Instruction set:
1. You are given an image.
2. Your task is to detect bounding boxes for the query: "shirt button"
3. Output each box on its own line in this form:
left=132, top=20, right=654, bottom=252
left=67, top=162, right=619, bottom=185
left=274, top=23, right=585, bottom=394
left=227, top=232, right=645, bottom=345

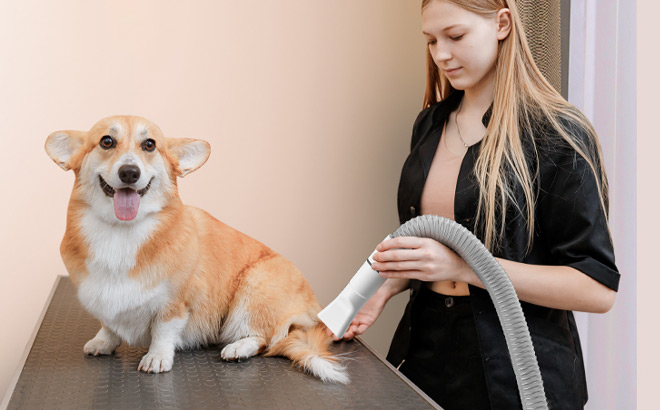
left=410, top=206, right=416, bottom=215
left=445, top=297, right=454, bottom=308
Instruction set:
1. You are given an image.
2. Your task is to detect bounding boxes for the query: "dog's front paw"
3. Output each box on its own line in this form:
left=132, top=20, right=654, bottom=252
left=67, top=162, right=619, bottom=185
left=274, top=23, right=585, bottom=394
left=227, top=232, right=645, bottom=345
left=138, top=350, right=174, bottom=373
left=84, top=337, right=118, bottom=356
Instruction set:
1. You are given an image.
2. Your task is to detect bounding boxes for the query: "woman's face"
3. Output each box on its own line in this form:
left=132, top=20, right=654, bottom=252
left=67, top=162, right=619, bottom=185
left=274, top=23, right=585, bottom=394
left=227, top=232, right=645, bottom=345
left=422, top=0, right=505, bottom=93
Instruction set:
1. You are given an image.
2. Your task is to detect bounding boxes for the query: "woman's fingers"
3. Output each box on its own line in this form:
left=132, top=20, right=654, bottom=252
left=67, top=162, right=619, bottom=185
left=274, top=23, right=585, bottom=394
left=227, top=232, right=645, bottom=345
left=325, top=327, right=342, bottom=341
left=377, top=270, right=421, bottom=280
left=376, top=236, right=426, bottom=252
left=371, top=260, right=425, bottom=272
left=375, top=237, right=447, bottom=261
left=343, top=325, right=358, bottom=340
left=373, top=248, right=421, bottom=263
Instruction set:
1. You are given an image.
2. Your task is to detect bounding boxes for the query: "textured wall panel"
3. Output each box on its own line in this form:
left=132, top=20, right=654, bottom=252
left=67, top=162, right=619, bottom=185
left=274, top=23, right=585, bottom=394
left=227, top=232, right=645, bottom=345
left=518, top=0, right=563, bottom=93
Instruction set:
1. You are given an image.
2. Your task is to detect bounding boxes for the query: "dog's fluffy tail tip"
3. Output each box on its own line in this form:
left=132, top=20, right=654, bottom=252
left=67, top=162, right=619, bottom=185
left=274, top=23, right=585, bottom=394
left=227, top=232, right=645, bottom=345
left=268, top=323, right=350, bottom=383
left=303, top=355, right=350, bottom=384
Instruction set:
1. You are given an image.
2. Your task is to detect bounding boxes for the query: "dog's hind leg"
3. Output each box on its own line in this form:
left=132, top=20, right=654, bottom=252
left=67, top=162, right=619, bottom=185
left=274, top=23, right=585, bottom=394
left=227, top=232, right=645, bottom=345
left=221, top=336, right=266, bottom=362
left=84, top=325, right=122, bottom=356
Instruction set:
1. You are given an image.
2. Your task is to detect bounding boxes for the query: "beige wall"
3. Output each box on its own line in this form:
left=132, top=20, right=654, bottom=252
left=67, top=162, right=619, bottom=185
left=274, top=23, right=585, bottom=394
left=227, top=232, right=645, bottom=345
left=0, top=0, right=425, bottom=398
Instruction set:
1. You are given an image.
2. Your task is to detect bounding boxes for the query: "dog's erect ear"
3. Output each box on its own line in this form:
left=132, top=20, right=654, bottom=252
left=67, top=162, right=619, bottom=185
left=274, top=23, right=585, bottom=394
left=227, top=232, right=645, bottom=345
left=168, top=138, right=211, bottom=177
left=45, top=130, right=87, bottom=171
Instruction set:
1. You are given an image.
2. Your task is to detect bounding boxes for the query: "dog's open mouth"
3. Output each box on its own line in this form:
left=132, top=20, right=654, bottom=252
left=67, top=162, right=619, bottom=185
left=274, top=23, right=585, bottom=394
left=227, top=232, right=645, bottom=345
left=99, top=176, right=154, bottom=221
left=99, top=176, right=152, bottom=197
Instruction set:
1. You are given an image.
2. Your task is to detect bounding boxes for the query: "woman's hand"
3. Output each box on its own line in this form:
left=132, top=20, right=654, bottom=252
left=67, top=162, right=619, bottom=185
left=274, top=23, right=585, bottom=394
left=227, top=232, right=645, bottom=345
left=370, top=236, right=473, bottom=283
left=336, top=291, right=388, bottom=341
left=329, top=277, right=410, bottom=341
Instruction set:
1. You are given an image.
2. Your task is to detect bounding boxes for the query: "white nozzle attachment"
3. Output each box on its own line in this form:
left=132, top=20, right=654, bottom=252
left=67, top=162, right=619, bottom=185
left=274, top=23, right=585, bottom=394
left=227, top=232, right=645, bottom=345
left=318, top=236, right=391, bottom=338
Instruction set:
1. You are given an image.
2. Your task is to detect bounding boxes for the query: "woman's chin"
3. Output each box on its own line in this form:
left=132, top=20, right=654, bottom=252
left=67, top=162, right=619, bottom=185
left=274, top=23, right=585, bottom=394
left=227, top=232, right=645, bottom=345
left=447, top=81, right=467, bottom=91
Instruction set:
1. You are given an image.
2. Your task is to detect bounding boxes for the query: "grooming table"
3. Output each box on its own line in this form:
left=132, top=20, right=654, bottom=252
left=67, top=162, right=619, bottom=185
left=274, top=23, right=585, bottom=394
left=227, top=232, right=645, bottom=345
left=2, top=276, right=441, bottom=409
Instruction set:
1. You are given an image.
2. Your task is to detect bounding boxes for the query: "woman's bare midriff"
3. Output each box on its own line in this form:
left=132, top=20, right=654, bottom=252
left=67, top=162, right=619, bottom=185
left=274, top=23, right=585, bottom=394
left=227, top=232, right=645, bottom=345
left=426, top=280, right=470, bottom=296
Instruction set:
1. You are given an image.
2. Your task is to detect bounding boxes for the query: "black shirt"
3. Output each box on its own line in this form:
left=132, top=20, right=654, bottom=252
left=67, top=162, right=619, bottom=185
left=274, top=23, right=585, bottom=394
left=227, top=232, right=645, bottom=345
left=386, top=90, right=619, bottom=409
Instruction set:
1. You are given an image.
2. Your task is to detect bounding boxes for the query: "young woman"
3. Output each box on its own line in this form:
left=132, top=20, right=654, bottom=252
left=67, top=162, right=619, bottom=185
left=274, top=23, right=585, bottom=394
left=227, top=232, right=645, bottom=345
left=340, top=1, right=619, bottom=409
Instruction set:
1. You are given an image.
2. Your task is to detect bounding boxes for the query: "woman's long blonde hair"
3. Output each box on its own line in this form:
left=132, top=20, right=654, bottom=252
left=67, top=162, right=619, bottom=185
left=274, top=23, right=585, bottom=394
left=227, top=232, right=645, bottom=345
left=422, top=0, right=609, bottom=253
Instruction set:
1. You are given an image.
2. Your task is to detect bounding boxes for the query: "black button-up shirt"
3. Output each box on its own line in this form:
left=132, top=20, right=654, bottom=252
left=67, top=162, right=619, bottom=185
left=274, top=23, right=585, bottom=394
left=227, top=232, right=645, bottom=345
left=387, top=90, right=619, bottom=409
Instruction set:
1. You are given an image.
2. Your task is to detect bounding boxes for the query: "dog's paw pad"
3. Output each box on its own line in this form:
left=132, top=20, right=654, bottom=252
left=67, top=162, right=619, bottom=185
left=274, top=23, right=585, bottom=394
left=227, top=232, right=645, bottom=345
left=221, top=338, right=261, bottom=362
left=83, top=337, right=117, bottom=356
left=138, top=351, right=174, bottom=373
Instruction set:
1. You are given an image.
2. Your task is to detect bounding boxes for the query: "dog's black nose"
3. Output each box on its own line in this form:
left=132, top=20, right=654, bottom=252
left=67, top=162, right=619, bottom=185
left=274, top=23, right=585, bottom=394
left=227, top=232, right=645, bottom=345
left=118, top=165, right=141, bottom=184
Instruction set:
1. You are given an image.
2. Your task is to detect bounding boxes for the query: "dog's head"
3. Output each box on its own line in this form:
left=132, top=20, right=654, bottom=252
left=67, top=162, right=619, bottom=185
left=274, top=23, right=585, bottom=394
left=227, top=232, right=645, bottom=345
left=45, top=115, right=210, bottom=223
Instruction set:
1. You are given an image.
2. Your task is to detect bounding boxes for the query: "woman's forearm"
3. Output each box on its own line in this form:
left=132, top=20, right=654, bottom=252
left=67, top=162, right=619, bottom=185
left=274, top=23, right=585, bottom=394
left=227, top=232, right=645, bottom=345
left=460, top=259, right=616, bottom=313
left=378, top=277, right=411, bottom=301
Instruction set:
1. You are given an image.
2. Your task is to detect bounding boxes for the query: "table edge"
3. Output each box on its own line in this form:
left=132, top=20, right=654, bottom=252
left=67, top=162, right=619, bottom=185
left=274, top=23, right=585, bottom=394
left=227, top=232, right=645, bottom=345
left=1, top=275, right=65, bottom=410
left=355, top=337, right=442, bottom=409
left=2, top=276, right=442, bottom=410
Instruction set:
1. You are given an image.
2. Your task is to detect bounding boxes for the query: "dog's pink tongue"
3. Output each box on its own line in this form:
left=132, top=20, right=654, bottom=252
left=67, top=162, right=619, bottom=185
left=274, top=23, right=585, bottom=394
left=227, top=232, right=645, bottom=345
left=114, top=189, right=140, bottom=221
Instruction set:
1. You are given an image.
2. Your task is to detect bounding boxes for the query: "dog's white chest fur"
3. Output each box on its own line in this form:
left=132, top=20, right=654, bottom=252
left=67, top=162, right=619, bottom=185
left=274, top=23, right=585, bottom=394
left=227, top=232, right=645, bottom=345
left=77, top=211, right=170, bottom=346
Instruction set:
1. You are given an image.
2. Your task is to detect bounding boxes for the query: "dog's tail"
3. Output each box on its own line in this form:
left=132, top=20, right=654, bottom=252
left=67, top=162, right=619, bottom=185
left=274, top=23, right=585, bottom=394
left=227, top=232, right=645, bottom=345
left=266, top=323, right=349, bottom=384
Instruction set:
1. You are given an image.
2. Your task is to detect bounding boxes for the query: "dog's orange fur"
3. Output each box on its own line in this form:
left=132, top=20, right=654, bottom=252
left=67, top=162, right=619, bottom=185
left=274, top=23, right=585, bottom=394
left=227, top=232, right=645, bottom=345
left=46, top=116, right=346, bottom=382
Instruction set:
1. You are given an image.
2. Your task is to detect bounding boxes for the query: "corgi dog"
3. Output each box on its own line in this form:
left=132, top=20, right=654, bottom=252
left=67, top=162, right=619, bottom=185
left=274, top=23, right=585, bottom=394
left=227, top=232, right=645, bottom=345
left=45, top=115, right=348, bottom=383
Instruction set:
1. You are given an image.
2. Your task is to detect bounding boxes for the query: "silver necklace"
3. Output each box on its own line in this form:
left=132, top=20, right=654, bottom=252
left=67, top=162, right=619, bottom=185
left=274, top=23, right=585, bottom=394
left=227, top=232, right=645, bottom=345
left=455, top=101, right=469, bottom=148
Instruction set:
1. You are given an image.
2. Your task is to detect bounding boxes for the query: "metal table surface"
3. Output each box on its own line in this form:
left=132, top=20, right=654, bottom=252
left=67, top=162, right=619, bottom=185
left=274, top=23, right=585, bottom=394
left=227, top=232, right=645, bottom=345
left=2, top=276, right=441, bottom=409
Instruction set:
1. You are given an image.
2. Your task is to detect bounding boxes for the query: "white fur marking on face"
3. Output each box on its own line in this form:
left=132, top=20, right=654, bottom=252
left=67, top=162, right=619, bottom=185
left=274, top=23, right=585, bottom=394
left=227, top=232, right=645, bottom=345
left=137, top=123, right=149, bottom=139
left=110, top=151, right=149, bottom=189
left=117, top=151, right=140, bottom=167
left=109, top=124, right=122, bottom=136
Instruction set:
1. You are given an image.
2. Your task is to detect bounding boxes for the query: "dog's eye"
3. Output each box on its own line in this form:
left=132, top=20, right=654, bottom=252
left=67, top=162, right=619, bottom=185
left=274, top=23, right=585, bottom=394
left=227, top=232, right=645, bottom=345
left=100, top=136, right=116, bottom=149
left=142, top=139, right=156, bottom=152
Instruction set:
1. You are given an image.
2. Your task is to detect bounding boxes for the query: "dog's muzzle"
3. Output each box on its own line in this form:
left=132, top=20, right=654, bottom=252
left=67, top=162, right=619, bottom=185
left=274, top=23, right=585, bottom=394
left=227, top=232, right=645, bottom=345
left=99, top=175, right=153, bottom=198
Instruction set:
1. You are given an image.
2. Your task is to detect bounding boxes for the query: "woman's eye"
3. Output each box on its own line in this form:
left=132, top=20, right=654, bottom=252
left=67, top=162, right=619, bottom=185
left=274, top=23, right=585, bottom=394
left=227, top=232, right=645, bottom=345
left=427, top=39, right=437, bottom=46
left=142, top=139, right=156, bottom=152
left=100, top=136, right=116, bottom=149
left=450, top=35, right=464, bottom=41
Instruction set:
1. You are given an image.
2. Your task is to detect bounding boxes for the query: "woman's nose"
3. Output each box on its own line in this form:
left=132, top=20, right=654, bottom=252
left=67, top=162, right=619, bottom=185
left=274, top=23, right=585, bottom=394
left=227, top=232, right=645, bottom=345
left=431, top=43, right=451, bottom=63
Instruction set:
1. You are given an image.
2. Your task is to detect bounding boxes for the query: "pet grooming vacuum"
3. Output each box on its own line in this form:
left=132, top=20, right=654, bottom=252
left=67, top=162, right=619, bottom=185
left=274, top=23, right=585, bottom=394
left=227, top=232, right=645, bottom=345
left=317, top=235, right=391, bottom=339
left=318, top=215, right=548, bottom=410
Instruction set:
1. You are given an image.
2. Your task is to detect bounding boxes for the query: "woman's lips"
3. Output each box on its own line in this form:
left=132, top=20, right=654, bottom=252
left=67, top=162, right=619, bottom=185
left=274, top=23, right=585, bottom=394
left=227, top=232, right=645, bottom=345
left=445, top=67, right=462, bottom=76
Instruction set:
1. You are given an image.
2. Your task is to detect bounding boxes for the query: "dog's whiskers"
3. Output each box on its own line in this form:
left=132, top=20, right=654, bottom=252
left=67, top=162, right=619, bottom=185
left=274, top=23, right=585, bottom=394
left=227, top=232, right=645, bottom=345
left=98, top=175, right=153, bottom=197
left=138, top=178, right=153, bottom=196
left=98, top=175, right=115, bottom=197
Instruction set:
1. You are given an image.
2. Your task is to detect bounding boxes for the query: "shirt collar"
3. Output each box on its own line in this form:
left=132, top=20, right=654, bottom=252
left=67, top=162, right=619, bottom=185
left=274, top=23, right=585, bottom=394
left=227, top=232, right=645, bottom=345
left=481, top=103, right=493, bottom=127
left=431, top=89, right=493, bottom=128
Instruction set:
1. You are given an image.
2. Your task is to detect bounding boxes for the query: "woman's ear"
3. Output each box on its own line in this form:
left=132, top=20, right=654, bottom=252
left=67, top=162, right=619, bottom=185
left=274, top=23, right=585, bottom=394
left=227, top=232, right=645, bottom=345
left=495, top=8, right=512, bottom=41
left=168, top=138, right=211, bottom=177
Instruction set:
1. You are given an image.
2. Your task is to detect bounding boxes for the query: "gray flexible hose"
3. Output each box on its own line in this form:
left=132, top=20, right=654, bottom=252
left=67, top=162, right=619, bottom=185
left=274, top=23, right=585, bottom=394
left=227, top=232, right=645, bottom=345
left=392, top=215, right=548, bottom=410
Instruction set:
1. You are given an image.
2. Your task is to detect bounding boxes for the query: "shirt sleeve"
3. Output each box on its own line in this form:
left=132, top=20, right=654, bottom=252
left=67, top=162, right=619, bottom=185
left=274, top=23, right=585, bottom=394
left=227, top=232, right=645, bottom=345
left=537, top=135, right=620, bottom=291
